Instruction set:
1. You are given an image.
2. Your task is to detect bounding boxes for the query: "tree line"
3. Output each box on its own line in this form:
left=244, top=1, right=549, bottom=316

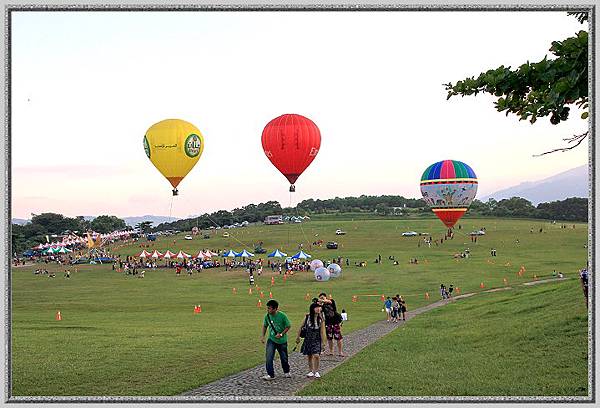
left=11, top=196, right=588, bottom=254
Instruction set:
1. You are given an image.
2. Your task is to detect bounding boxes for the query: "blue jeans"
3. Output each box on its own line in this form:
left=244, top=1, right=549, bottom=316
left=265, top=339, right=290, bottom=378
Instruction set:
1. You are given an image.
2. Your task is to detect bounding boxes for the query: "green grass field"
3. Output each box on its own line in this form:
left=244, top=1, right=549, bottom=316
left=10, top=217, right=589, bottom=396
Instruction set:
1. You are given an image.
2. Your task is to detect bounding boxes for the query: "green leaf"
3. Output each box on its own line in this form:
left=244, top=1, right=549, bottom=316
left=581, top=112, right=589, bottom=119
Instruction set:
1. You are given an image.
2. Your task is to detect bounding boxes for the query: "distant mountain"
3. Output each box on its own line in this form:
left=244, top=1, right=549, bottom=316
left=122, top=215, right=180, bottom=227
left=11, top=218, right=29, bottom=225
left=480, top=165, right=589, bottom=205
left=12, top=215, right=180, bottom=227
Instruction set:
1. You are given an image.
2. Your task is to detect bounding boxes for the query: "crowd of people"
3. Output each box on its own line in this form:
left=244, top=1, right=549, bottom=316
left=383, top=294, right=407, bottom=322
left=260, top=292, right=347, bottom=381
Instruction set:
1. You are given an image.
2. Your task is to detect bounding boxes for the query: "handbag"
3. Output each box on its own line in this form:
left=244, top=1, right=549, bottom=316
left=299, top=315, right=308, bottom=338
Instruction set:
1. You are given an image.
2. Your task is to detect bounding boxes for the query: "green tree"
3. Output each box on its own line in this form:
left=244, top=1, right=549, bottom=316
left=444, top=13, right=588, bottom=155
left=90, top=215, right=126, bottom=234
left=494, top=197, right=537, bottom=218
left=135, top=221, right=154, bottom=234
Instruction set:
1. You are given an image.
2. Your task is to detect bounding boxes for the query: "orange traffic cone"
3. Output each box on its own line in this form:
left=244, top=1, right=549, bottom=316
left=425, top=292, right=430, bottom=300
left=352, top=295, right=358, bottom=303
left=271, top=276, right=275, bottom=286
left=194, top=305, right=202, bottom=314
left=257, top=286, right=261, bottom=291
left=257, top=299, right=262, bottom=308
left=380, top=294, right=385, bottom=301
left=232, top=287, right=237, bottom=294
left=269, top=291, right=273, bottom=299
left=248, top=287, right=253, bottom=295
left=455, top=287, right=461, bottom=294
left=503, top=278, right=508, bottom=285
left=480, top=282, right=485, bottom=289
left=55, top=310, right=62, bottom=321
left=305, top=293, right=310, bottom=301
left=260, top=291, right=264, bottom=298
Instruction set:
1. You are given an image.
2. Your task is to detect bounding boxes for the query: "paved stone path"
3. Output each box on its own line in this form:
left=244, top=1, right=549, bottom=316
left=182, top=292, right=476, bottom=398
left=182, top=277, right=569, bottom=398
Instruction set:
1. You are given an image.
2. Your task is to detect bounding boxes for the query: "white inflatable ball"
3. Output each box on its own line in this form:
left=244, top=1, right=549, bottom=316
left=327, top=263, right=342, bottom=278
left=314, top=266, right=331, bottom=282
left=310, top=259, right=324, bottom=271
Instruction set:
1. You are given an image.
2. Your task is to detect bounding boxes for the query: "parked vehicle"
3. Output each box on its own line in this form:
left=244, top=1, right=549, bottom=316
left=326, top=241, right=339, bottom=249
left=401, top=231, right=418, bottom=237
left=335, top=229, right=346, bottom=235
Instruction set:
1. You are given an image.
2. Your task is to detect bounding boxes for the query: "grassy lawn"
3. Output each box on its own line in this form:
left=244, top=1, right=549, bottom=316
left=10, top=216, right=588, bottom=396
left=299, top=278, right=588, bottom=396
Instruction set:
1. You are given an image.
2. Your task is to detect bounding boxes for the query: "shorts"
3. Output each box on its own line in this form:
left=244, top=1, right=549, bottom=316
left=385, top=307, right=391, bottom=313
left=326, top=323, right=343, bottom=340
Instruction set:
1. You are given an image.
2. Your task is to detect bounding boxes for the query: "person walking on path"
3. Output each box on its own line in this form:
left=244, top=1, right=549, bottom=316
left=260, top=299, right=292, bottom=380
left=318, top=292, right=345, bottom=357
left=384, top=296, right=392, bottom=322
left=398, top=296, right=407, bottom=321
left=296, top=302, right=327, bottom=378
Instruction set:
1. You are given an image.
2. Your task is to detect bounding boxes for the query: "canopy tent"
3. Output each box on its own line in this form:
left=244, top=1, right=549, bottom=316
left=33, top=243, right=45, bottom=250
left=236, top=249, right=255, bottom=258
left=201, top=250, right=214, bottom=259
left=267, top=249, right=287, bottom=258
left=207, top=250, right=219, bottom=257
left=291, top=250, right=312, bottom=259
left=176, top=250, right=191, bottom=259
left=193, top=251, right=205, bottom=260
left=222, top=249, right=237, bottom=258
left=138, top=250, right=152, bottom=258
left=150, top=250, right=163, bottom=259
left=57, top=247, right=73, bottom=254
left=162, top=250, right=176, bottom=259
left=43, top=247, right=60, bottom=255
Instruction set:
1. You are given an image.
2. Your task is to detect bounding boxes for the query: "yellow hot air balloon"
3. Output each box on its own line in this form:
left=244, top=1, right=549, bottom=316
left=143, top=119, right=204, bottom=195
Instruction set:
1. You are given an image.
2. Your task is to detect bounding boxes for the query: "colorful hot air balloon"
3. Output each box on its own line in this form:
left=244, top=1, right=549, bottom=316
left=144, top=119, right=204, bottom=195
left=261, top=114, right=321, bottom=192
left=420, top=160, right=478, bottom=229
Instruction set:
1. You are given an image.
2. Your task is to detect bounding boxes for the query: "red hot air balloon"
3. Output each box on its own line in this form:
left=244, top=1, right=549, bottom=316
left=261, top=114, right=321, bottom=192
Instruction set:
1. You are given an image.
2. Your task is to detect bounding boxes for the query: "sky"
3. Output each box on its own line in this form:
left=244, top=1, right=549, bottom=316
left=11, top=10, right=589, bottom=219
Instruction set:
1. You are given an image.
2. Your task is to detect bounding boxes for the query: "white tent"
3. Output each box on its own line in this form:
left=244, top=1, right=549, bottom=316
left=291, top=250, right=312, bottom=259
left=176, top=250, right=191, bottom=259
left=236, top=249, right=255, bottom=258
left=137, top=250, right=152, bottom=258
left=150, top=250, right=163, bottom=259
left=162, top=250, right=176, bottom=259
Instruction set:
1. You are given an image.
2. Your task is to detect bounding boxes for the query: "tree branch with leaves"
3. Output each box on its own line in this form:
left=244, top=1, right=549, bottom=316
left=444, top=13, right=589, bottom=155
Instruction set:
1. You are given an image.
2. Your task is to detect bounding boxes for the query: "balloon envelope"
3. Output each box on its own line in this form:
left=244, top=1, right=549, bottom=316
left=314, top=267, right=331, bottom=282
left=310, top=259, right=324, bottom=271
left=261, top=114, right=321, bottom=187
left=144, top=119, right=204, bottom=191
left=420, top=160, right=477, bottom=228
left=327, top=263, right=342, bottom=278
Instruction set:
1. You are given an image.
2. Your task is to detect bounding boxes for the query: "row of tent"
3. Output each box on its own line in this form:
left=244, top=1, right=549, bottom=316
left=32, top=231, right=133, bottom=250
left=136, top=249, right=313, bottom=260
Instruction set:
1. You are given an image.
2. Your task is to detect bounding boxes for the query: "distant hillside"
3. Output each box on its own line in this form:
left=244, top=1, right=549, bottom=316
left=12, top=215, right=179, bottom=227
left=11, top=218, right=29, bottom=226
left=480, top=165, right=588, bottom=205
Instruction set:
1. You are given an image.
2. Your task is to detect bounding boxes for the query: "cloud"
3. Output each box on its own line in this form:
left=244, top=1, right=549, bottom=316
left=13, top=164, right=132, bottom=178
